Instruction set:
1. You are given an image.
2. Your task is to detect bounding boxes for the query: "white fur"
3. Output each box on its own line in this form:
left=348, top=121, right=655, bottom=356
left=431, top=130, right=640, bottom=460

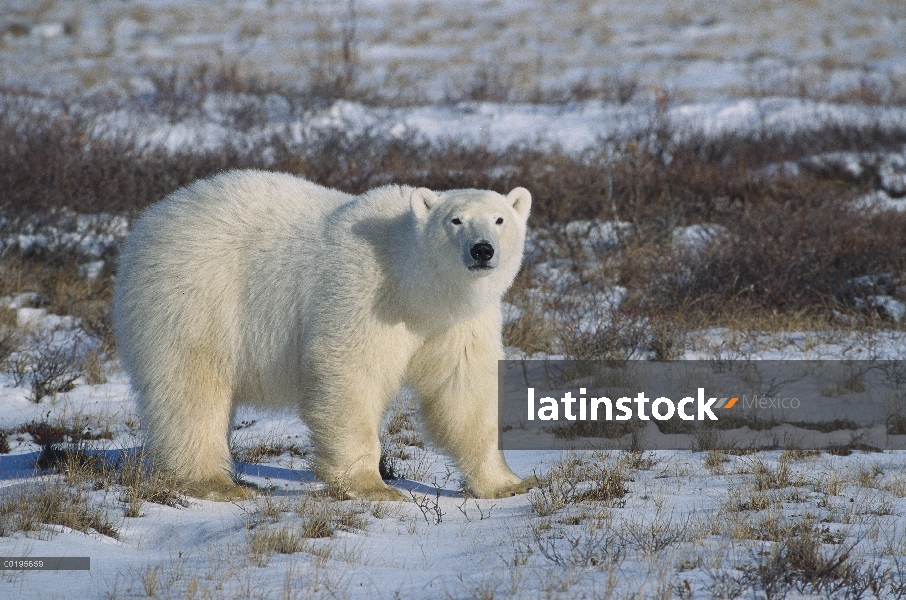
left=113, top=169, right=533, bottom=500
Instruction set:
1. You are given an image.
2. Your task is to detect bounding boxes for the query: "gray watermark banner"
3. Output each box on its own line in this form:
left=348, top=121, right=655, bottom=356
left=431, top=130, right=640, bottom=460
left=1, top=557, right=90, bottom=570
left=498, top=360, right=906, bottom=451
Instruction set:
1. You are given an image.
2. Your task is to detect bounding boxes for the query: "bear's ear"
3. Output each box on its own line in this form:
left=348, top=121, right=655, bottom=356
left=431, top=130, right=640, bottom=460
left=410, top=187, right=439, bottom=217
left=506, top=187, right=532, bottom=221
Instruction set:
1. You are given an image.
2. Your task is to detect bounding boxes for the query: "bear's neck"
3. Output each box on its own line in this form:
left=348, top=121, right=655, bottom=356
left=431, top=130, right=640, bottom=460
left=393, top=254, right=500, bottom=334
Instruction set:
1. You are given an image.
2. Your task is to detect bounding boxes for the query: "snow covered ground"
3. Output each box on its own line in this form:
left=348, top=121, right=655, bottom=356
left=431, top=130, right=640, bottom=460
left=1, top=0, right=906, bottom=598
left=2, top=0, right=905, bottom=103
left=1, top=303, right=905, bottom=598
left=7, top=91, right=906, bottom=157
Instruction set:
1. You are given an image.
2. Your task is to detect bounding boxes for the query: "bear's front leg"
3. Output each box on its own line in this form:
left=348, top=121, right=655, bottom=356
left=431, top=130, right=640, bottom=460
left=305, top=341, right=412, bottom=502
left=407, top=311, right=538, bottom=498
left=311, top=423, right=407, bottom=501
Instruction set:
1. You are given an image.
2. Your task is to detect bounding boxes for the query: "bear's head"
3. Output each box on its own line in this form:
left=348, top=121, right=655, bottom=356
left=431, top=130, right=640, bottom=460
left=410, top=186, right=531, bottom=283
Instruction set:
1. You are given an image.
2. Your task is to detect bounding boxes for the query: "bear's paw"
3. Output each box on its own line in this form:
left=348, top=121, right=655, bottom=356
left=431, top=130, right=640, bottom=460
left=183, top=479, right=258, bottom=502
left=467, top=475, right=540, bottom=499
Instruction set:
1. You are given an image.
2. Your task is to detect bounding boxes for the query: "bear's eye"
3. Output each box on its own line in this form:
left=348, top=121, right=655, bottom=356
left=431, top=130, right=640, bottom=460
left=495, top=217, right=504, bottom=225
left=451, top=218, right=462, bottom=225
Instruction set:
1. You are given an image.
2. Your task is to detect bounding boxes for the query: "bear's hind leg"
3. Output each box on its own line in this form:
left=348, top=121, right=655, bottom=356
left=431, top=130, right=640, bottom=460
left=139, top=349, right=253, bottom=501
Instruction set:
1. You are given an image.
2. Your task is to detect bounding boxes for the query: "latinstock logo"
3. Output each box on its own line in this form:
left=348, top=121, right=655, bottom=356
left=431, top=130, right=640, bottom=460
left=526, top=388, right=738, bottom=423
left=498, top=359, right=900, bottom=452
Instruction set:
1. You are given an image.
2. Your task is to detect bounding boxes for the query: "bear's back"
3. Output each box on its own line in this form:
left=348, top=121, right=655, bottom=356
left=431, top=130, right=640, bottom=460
left=114, top=171, right=355, bottom=386
left=135, top=170, right=349, bottom=243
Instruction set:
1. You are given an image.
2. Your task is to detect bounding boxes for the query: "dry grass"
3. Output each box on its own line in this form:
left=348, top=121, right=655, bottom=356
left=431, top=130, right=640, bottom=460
left=111, top=451, right=191, bottom=517
left=705, top=456, right=906, bottom=598
left=780, top=447, right=822, bottom=461
left=230, top=429, right=307, bottom=465
left=502, top=303, right=557, bottom=355
left=0, top=253, right=115, bottom=352
left=745, top=455, right=809, bottom=491
left=0, top=476, right=118, bottom=539
left=705, top=516, right=897, bottom=598
left=742, top=521, right=863, bottom=596
left=244, top=491, right=368, bottom=567
left=717, top=456, right=814, bottom=514
left=531, top=512, right=626, bottom=570
left=529, top=451, right=629, bottom=517
left=723, top=485, right=778, bottom=514
left=106, top=527, right=355, bottom=599
left=619, top=510, right=697, bottom=556
left=18, top=411, right=114, bottom=451
left=883, top=472, right=906, bottom=497
left=378, top=401, right=433, bottom=482
left=5, top=330, right=98, bottom=402
left=523, top=451, right=906, bottom=597
left=33, top=438, right=190, bottom=518
left=744, top=68, right=906, bottom=106
left=4, top=0, right=904, bottom=110
left=704, top=450, right=730, bottom=474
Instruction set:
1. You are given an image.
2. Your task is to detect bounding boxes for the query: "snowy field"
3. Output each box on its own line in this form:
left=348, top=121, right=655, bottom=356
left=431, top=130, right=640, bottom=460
left=2, top=1, right=906, bottom=598
left=1, top=315, right=905, bottom=599
left=2, top=0, right=906, bottom=103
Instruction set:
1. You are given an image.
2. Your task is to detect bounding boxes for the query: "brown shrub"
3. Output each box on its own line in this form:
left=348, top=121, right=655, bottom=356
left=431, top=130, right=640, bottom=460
left=630, top=197, right=906, bottom=315
left=2, top=84, right=906, bottom=347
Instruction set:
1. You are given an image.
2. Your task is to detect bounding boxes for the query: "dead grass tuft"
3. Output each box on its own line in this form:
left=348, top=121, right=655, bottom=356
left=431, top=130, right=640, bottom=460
left=245, top=491, right=368, bottom=566
left=704, top=450, right=730, bottom=474
left=747, top=455, right=805, bottom=491
left=113, top=451, right=191, bottom=517
left=529, top=451, right=629, bottom=516
left=37, top=442, right=189, bottom=517
left=0, top=476, right=119, bottom=539
left=780, top=447, right=821, bottom=461
left=231, top=438, right=306, bottom=465
left=21, top=413, right=113, bottom=451
left=379, top=401, right=433, bottom=482
left=745, top=521, right=862, bottom=595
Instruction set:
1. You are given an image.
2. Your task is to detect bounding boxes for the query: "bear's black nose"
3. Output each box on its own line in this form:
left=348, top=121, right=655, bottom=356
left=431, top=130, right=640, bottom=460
left=470, top=242, right=494, bottom=262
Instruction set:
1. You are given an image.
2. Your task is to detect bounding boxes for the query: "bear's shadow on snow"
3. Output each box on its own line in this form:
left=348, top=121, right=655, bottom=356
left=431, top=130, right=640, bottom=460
left=238, top=461, right=462, bottom=497
left=0, top=449, right=462, bottom=499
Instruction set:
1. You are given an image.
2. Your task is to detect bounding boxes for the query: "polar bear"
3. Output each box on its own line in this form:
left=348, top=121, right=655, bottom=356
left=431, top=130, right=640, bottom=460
left=113, top=169, right=536, bottom=501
